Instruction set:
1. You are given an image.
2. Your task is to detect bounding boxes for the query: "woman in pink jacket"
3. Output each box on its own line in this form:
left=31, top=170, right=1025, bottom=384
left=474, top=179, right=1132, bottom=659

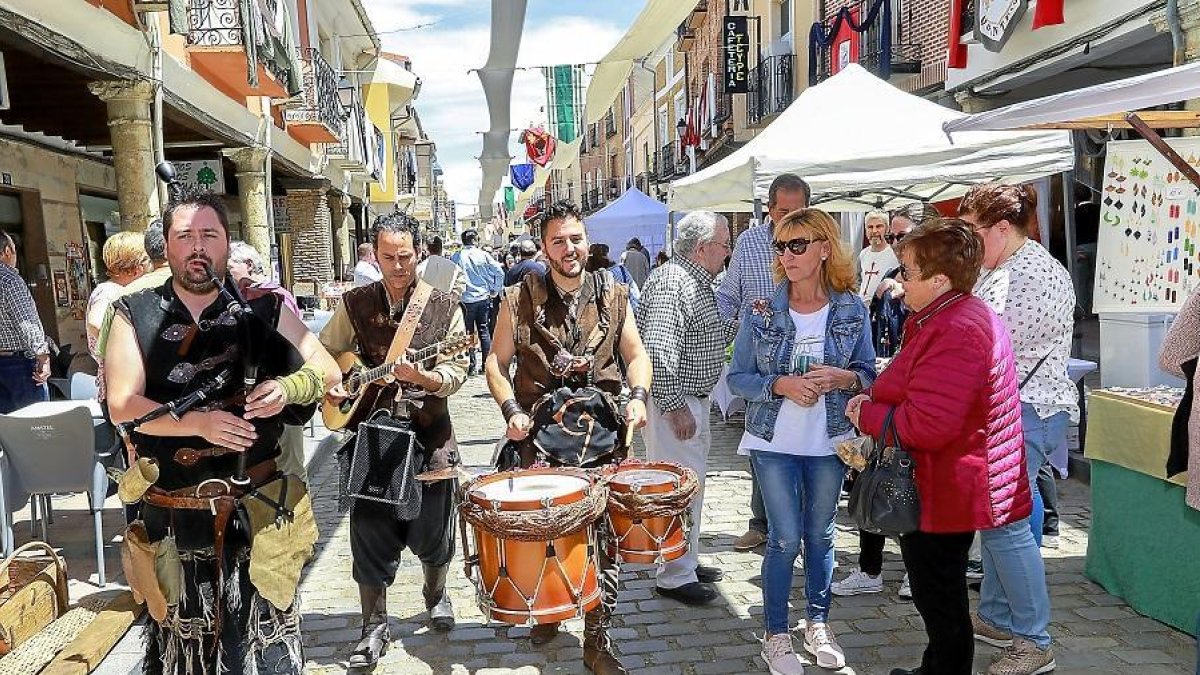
left=846, top=219, right=1031, bottom=675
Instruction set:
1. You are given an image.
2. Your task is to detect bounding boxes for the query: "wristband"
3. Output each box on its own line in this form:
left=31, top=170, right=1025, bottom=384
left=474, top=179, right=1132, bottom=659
left=629, top=386, right=649, bottom=403
left=500, top=398, right=526, bottom=422
left=275, top=364, right=324, bottom=405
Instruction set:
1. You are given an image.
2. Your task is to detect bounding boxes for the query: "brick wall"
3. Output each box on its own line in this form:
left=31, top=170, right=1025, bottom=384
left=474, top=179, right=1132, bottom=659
left=287, top=188, right=334, bottom=285
left=817, top=0, right=949, bottom=94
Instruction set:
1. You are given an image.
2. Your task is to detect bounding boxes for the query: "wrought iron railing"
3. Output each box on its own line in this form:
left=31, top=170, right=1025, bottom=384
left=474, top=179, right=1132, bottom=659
left=589, top=123, right=599, bottom=148
left=285, top=48, right=345, bottom=138
left=960, top=1, right=976, bottom=39
left=186, top=0, right=243, bottom=46
left=658, top=142, right=676, bottom=178
left=605, top=111, right=617, bottom=137
left=747, top=54, right=793, bottom=126
left=861, top=42, right=924, bottom=77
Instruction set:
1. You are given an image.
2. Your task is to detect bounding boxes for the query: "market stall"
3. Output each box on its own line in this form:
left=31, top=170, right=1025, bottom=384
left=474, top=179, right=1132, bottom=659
left=1082, top=387, right=1199, bottom=632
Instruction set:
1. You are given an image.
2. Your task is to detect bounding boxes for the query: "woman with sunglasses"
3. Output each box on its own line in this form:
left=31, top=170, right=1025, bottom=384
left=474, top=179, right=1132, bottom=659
left=846, top=219, right=1031, bottom=675
left=727, top=208, right=876, bottom=675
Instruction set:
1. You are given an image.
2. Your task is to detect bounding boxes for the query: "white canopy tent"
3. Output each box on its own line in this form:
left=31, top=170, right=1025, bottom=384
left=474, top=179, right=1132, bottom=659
left=668, top=64, right=1075, bottom=213
left=584, top=187, right=673, bottom=259
left=943, top=61, right=1200, bottom=133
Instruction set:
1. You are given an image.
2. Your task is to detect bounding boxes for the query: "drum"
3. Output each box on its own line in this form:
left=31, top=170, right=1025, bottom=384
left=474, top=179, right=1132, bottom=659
left=605, top=462, right=691, bottom=564
left=463, top=468, right=602, bottom=625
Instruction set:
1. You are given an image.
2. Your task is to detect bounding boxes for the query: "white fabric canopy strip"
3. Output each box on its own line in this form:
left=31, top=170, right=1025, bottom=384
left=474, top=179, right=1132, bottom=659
left=943, top=61, right=1200, bottom=133
left=668, top=65, right=1074, bottom=213
left=584, top=0, right=700, bottom=124
left=476, top=0, right=528, bottom=219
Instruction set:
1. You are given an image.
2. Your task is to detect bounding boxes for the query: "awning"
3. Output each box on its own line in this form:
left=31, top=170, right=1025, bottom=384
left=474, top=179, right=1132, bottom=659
left=370, top=57, right=420, bottom=113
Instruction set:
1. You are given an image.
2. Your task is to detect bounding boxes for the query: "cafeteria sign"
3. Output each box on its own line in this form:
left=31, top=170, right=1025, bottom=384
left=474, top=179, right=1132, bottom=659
left=724, top=16, right=750, bottom=94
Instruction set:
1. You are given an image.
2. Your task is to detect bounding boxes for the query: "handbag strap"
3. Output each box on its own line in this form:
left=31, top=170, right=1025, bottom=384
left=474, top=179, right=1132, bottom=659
left=880, top=406, right=904, bottom=452
left=1020, top=350, right=1054, bottom=390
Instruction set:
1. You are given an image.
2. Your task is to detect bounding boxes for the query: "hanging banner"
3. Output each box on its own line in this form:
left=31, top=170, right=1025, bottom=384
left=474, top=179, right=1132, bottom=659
left=510, top=164, right=536, bottom=191
left=504, top=187, right=516, bottom=214
left=549, top=65, right=579, bottom=143
left=724, top=16, right=750, bottom=94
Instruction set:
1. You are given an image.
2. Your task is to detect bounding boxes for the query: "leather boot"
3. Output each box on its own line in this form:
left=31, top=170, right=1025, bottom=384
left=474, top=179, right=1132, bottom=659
left=529, top=622, right=560, bottom=645
left=582, top=609, right=627, bottom=675
left=422, top=563, right=455, bottom=632
left=348, top=584, right=389, bottom=669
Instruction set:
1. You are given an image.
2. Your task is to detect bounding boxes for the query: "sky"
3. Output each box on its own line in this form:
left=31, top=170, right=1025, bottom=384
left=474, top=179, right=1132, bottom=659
left=366, top=0, right=644, bottom=218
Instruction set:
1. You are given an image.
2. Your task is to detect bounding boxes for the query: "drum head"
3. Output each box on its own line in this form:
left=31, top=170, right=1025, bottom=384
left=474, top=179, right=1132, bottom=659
left=610, top=469, right=678, bottom=489
left=472, top=472, right=589, bottom=503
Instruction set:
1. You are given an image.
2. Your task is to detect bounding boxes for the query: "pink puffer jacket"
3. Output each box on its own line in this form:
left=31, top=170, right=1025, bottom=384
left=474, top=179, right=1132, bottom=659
left=858, top=291, right=1031, bottom=533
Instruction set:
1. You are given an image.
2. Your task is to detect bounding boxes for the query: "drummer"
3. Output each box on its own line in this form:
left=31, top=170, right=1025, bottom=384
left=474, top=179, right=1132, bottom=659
left=484, top=200, right=651, bottom=675
left=319, top=212, right=469, bottom=669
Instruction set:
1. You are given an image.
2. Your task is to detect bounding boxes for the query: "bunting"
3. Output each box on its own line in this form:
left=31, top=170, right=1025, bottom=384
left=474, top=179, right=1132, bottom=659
left=1032, top=0, right=1065, bottom=29
left=808, top=0, right=892, bottom=85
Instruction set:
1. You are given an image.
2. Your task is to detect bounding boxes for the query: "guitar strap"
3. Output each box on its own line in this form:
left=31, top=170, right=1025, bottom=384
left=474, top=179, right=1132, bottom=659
left=384, top=280, right=436, bottom=366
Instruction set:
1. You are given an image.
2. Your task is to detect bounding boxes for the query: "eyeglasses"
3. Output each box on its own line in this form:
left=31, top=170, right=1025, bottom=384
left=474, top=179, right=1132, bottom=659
left=884, top=232, right=907, bottom=244
left=898, top=264, right=923, bottom=282
left=707, top=239, right=732, bottom=251
left=772, top=237, right=812, bottom=256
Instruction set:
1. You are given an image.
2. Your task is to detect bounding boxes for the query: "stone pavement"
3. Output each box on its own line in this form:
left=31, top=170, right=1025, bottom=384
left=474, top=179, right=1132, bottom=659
left=290, top=377, right=1194, bottom=675
left=88, top=375, right=1195, bottom=674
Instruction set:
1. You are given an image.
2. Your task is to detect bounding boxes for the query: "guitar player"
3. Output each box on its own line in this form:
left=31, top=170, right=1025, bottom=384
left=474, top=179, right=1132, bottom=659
left=318, top=211, right=468, bottom=669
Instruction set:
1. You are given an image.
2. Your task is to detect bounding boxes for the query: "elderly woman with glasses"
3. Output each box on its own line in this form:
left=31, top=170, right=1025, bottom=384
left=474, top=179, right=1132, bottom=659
left=727, top=208, right=876, bottom=675
left=845, top=219, right=1031, bottom=675
left=87, top=231, right=150, bottom=397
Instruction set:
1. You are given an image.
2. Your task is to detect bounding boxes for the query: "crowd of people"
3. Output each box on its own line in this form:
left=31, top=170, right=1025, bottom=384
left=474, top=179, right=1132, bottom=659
left=4, top=168, right=1194, bottom=675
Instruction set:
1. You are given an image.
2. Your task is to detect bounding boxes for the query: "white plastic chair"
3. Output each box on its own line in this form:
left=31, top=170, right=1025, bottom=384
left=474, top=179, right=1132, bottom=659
left=0, top=403, right=109, bottom=586
left=70, top=372, right=98, bottom=401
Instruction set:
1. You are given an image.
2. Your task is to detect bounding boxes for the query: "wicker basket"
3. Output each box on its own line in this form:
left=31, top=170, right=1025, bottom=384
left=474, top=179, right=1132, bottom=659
left=0, top=541, right=68, bottom=656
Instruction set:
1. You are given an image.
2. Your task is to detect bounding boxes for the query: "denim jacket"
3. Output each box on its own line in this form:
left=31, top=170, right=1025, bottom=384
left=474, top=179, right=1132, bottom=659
left=727, top=283, right=877, bottom=442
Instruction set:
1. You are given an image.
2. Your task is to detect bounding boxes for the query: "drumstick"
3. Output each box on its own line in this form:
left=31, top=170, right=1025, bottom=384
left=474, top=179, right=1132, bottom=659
left=623, top=422, right=635, bottom=449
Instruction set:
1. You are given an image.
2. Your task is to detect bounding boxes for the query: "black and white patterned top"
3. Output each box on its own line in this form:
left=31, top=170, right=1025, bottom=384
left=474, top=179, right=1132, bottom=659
left=974, top=239, right=1079, bottom=422
left=635, top=256, right=726, bottom=412
left=0, top=263, right=47, bottom=356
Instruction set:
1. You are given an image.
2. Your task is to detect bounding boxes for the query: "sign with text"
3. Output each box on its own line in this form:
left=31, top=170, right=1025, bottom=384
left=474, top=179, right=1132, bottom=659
left=975, top=0, right=1028, bottom=53
left=172, top=159, right=226, bottom=194
left=724, top=16, right=751, bottom=94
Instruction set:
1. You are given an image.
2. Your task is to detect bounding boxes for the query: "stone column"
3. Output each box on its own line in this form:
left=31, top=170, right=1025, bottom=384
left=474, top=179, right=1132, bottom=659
left=88, top=80, right=159, bottom=231
left=283, top=180, right=334, bottom=285
left=328, top=192, right=353, bottom=281
left=223, top=147, right=273, bottom=259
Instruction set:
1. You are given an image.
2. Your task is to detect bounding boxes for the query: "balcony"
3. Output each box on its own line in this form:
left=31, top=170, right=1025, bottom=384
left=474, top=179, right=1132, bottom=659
left=606, top=177, right=625, bottom=200
left=328, top=89, right=369, bottom=173
left=863, top=42, right=924, bottom=77
left=685, top=0, right=708, bottom=30
left=86, top=0, right=139, bottom=26
left=604, top=111, right=617, bottom=138
left=185, top=0, right=294, bottom=99
left=589, top=123, right=599, bottom=148
left=658, top=142, right=677, bottom=178
left=284, top=49, right=345, bottom=145
left=747, top=54, right=793, bottom=127
left=676, top=24, right=696, bottom=52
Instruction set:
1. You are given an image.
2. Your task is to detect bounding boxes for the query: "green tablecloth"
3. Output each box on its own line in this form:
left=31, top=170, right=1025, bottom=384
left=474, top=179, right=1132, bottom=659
left=1083, top=390, right=1198, bottom=632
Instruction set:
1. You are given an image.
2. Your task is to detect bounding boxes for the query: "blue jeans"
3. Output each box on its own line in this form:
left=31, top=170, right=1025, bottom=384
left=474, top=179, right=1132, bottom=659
left=0, top=355, right=46, bottom=413
left=461, top=300, right=492, bottom=372
left=978, top=519, right=1052, bottom=648
left=750, top=450, right=843, bottom=634
left=1021, top=404, right=1068, bottom=545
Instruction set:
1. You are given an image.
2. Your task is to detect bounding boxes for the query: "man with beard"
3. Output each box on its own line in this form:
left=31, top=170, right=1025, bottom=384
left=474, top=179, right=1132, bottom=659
left=319, top=212, right=468, bottom=669
left=857, top=210, right=899, bottom=301
left=484, top=201, right=651, bottom=675
left=105, top=190, right=339, bottom=674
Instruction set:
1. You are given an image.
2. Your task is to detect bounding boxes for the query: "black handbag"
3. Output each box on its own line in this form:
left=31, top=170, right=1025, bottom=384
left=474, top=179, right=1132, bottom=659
left=848, top=407, right=921, bottom=537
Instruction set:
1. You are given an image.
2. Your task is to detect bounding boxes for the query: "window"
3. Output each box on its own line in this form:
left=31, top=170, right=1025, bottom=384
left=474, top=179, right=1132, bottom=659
left=779, top=0, right=791, bottom=38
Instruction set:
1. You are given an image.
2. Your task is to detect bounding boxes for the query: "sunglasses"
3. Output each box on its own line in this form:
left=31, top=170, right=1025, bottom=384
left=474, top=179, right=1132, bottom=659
left=772, top=237, right=812, bottom=256
left=884, top=232, right=907, bottom=244
left=898, top=264, right=923, bottom=282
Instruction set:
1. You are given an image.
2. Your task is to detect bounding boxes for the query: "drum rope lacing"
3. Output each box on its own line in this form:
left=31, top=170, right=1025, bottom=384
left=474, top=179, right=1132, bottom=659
left=605, top=465, right=699, bottom=519
left=459, top=482, right=611, bottom=542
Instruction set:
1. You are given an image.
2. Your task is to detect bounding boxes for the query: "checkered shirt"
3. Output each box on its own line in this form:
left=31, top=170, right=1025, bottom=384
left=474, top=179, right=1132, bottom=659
left=0, top=264, right=47, bottom=356
left=635, top=256, right=725, bottom=412
left=716, top=221, right=777, bottom=341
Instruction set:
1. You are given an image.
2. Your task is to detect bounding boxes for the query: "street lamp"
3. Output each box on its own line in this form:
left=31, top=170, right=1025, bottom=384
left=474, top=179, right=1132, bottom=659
left=676, top=118, right=687, bottom=147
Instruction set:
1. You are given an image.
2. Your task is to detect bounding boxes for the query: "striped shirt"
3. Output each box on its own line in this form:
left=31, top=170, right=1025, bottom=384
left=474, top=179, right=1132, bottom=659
left=0, top=264, right=47, bottom=356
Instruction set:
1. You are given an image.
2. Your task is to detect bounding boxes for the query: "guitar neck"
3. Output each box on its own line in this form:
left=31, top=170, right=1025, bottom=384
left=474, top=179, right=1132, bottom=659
left=357, top=341, right=447, bottom=385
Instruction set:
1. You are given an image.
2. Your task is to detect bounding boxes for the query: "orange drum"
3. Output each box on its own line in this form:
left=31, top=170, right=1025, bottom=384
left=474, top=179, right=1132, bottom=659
left=463, top=468, right=601, bottom=625
left=605, top=462, right=690, bottom=564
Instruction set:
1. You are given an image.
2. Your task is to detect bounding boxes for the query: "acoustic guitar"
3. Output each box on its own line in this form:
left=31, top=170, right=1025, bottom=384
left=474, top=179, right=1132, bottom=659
left=322, top=332, right=476, bottom=431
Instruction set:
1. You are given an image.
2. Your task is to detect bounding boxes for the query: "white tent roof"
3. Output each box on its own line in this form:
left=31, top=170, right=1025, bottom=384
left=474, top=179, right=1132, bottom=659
left=668, top=64, right=1075, bottom=213
left=943, top=61, right=1200, bottom=133
left=584, top=187, right=671, bottom=258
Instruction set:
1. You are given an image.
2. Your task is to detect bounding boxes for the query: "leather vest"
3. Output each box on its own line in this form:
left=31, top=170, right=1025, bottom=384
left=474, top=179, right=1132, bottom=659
left=509, top=269, right=628, bottom=411
left=342, top=281, right=460, bottom=469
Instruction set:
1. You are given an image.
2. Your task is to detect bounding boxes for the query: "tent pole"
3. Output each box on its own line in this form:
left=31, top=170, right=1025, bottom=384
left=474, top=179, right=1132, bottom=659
left=753, top=198, right=763, bottom=226
left=668, top=210, right=676, bottom=255
left=1061, top=167, right=1079, bottom=306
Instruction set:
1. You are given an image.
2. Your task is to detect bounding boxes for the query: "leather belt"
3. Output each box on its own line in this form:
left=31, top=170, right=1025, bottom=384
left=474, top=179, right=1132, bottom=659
left=173, top=446, right=241, bottom=466
left=142, top=459, right=279, bottom=654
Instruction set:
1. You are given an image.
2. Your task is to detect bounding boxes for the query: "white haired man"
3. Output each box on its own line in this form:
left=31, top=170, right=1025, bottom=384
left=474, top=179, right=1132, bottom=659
left=635, top=210, right=731, bottom=606
left=857, top=210, right=899, bottom=301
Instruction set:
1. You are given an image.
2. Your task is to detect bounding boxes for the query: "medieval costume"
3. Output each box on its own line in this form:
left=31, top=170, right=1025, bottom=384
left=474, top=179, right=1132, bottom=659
left=318, top=278, right=467, bottom=667
left=112, top=278, right=320, bottom=675
left=505, top=268, right=633, bottom=674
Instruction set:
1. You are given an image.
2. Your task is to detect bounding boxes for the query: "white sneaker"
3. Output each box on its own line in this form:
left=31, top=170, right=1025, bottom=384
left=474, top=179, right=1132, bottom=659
left=898, top=573, right=912, bottom=599
left=831, top=568, right=883, bottom=596
left=762, top=633, right=805, bottom=675
left=803, top=622, right=846, bottom=670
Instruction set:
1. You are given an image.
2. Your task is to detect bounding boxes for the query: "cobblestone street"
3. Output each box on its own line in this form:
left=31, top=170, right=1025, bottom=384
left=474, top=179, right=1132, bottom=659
left=289, top=377, right=1195, bottom=675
